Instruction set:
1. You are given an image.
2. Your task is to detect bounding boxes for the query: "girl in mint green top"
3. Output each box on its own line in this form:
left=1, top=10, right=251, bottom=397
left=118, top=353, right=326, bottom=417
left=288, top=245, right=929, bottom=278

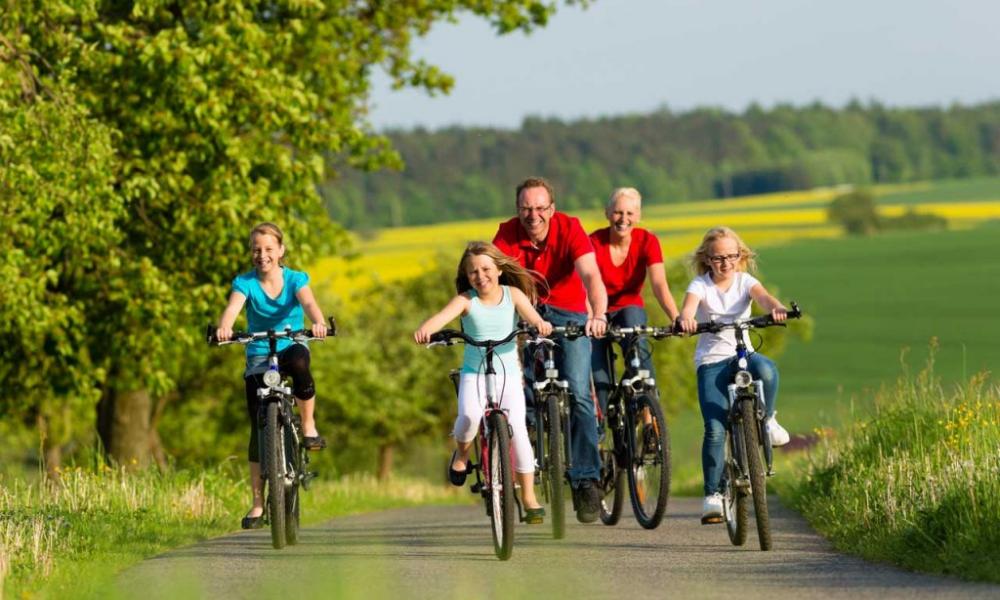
left=414, top=241, right=552, bottom=522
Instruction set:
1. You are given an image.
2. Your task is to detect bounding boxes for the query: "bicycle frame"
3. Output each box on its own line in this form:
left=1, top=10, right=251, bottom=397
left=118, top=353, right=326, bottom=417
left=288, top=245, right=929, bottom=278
left=526, top=329, right=578, bottom=476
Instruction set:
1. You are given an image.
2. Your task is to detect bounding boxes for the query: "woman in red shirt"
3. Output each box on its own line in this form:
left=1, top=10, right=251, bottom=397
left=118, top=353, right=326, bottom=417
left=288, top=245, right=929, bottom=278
left=590, top=187, right=680, bottom=420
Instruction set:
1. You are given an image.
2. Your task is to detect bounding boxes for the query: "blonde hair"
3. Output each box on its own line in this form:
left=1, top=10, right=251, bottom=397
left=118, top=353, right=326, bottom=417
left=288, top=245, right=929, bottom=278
left=456, top=241, right=545, bottom=303
left=606, top=187, right=642, bottom=213
left=249, top=222, right=286, bottom=266
left=690, top=226, right=757, bottom=275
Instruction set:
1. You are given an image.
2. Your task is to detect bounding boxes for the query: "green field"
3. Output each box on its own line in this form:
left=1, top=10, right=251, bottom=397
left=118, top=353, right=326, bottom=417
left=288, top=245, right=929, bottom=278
left=667, top=218, right=1000, bottom=493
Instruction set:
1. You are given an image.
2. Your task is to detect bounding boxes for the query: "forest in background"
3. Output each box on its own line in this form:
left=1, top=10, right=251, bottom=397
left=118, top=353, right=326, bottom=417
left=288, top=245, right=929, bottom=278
left=322, top=101, right=1000, bottom=228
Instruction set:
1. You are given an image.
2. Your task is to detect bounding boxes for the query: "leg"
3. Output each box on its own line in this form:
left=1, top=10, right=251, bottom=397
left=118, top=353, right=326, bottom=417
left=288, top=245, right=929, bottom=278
left=281, top=344, right=323, bottom=443
left=747, top=353, right=780, bottom=417
left=244, top=375, right=265, bottom=521
left=551, top=313, right=600, bottom=484
left=503, top=371, right=541, bottom=509
left=616, top=306, right=654, bottom=376
left=590, top=334, right=614, bottom=420
left=248, top=461, right=264, bottom=517
left=697, top=360, right=731, bottom=496
left=453, top=373, right=486, bottom=471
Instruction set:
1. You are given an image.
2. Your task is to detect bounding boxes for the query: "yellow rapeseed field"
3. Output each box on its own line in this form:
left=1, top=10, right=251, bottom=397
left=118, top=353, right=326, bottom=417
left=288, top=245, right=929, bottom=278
left=311, top=184, right=1000, bottom=302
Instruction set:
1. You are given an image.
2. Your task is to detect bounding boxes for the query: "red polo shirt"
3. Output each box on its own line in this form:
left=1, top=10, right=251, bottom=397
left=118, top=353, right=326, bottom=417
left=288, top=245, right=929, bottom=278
left=493, top=212, right=594, bottom=313
left=589, top=227, right=663, bottom=312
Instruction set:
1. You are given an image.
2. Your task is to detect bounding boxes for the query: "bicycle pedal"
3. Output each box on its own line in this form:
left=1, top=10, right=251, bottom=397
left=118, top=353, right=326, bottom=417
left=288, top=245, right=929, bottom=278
left=470, top=482, right=482, bottom=493
left=766, top=469, right=776, bottom=477
left=701, top=515, right=724, bottom=525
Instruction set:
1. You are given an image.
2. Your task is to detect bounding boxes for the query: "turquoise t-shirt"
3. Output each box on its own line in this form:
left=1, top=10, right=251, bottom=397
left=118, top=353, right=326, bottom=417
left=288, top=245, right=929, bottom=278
left=460, top=286, right=521, bottom=376
left=231, top=267, right=309, bottom=358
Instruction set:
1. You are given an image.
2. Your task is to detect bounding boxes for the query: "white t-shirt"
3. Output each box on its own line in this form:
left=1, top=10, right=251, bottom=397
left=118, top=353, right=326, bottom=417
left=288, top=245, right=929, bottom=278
left=685, top=271, right=761, bottom=367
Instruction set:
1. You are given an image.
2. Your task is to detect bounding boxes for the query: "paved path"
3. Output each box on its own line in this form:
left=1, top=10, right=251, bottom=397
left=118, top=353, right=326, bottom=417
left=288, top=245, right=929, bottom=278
left=115, top=497, right=998, bottom=599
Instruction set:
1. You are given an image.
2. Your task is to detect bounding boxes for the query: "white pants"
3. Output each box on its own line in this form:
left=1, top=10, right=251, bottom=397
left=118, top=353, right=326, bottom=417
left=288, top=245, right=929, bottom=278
left=455, top=372, right=534, bottom=474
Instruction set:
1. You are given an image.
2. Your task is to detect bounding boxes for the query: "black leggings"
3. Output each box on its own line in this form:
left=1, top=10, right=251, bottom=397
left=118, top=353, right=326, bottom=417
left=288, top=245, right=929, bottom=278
left=244, top=344, right=315, bottom=463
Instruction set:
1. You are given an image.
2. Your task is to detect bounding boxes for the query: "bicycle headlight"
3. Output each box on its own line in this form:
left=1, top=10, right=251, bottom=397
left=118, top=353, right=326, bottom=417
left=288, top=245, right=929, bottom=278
left=734, top=370, right=753, bottom=388
left=263, top=369, right=281, bottom=388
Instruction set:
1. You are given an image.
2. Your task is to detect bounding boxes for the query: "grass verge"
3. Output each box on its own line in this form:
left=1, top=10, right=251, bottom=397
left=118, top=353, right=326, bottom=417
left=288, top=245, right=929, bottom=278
left=0, top=463, right=465, bottom=599
left=772, top=348, right=1000, bottom=582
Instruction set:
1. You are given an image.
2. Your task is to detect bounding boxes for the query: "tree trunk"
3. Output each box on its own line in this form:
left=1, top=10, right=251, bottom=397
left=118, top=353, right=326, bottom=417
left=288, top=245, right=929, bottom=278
left=97, top=387, right=153, bottom=469
left=36, top=413, right=63, bottom=481
left=377, top=443, right=394, bottom=481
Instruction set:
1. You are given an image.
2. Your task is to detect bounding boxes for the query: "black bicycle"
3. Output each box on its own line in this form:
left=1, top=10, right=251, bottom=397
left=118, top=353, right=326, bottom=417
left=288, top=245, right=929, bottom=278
left=428, top=326, right=530, bottom=561
left=597, top=325, right=675, bottom=529
left=523, top=323, right=586, bottom=540
left=690, top=303, right=801, bottom=551
left=207, top=319, right=335, bottom=549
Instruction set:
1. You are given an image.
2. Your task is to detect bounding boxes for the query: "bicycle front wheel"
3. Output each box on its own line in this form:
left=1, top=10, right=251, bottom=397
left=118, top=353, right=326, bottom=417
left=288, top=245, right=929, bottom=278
left=487, top=411, right=515, bottom=560
left=284, top=421, right=302, bottom=546
left=739, top=398, right=771, bottom=550
left=543, top=394, right=566, bottom=539
left=598, top=405, right=625, bottom=526
left=626, top=392, right=671, bottom=530
left=264, top=401, right=287, bottom=549
left=723, top=434, right=748, bottom=546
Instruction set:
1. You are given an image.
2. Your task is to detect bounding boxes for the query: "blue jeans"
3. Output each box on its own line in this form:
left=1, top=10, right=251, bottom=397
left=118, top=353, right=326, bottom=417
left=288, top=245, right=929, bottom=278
left=591, top=306, right=655, bottom=418
left=697, top=353, right=779, bottom=495
left=527, top=304, right=601, bottom=485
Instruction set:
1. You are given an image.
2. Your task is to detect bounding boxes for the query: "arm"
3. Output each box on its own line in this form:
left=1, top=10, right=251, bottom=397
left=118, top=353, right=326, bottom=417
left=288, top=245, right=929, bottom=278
left=574, top=252, right=608, bottom=336
left=750, top=283, right=788, bottom=322
left=647, top=263, right=680, bottom=322
left=510, top=287, right=553, bottom=336
left=295, top=285, right=329, bottom=338
left=216, top=291, right=247, bottom=341
left=413, top=294, right=470, bottom=344
left=677, top=292, right=701, bottom=334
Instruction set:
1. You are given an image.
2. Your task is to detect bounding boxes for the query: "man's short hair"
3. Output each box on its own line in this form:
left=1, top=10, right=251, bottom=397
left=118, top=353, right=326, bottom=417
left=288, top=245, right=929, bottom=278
left=515, top=177, right=555, bottom=206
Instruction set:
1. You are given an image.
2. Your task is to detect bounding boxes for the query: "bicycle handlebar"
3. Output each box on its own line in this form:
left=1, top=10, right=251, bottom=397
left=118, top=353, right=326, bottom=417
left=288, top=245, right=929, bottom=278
left=206, top=317, right=338, bottom=346
left=605, top=325, right=681, bottom=340
left=427, top=326, right=528, bottom=348
left=692, top=302, right=802, bottom=335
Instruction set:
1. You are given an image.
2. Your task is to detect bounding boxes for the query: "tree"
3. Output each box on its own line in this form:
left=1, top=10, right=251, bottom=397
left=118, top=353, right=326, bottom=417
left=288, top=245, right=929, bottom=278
left=3, top=0, right=588, bottom=467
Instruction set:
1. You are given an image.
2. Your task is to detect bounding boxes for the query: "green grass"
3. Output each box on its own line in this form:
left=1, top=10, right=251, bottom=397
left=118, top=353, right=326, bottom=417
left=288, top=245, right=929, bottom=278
left=876, top=176, right=1000, bottom=205
left=772, top=360, right=1000, bottom=582
left=0, top=464, right=465, bottom=599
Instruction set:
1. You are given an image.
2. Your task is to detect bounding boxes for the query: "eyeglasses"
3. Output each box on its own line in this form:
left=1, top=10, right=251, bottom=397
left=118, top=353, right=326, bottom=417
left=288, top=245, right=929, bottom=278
left=708, top=253, right=741, bottom=264
left=518, top=204, right=553, bottom=215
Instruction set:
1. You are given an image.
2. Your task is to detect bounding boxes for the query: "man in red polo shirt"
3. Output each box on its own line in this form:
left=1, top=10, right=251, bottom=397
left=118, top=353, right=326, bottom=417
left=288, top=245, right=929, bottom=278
left=493, top=176, right=608, bottom=524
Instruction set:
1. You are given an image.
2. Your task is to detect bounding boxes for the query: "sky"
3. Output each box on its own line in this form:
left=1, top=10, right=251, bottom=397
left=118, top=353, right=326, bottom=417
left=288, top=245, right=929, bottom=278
left=368, top=0, right=1000, bottom=131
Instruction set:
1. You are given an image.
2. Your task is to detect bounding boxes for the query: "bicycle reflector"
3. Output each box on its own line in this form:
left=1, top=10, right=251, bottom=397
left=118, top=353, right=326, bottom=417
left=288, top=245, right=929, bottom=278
left=734, top=370, right=753, bottom=388
left=263, top=368, right=281, bottom=388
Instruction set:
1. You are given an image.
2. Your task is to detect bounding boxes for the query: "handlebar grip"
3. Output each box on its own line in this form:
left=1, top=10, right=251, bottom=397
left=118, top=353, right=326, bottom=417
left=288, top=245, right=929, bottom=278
left=429, top=329, right=461, bottom=344
left=328, top=316, right=338, bottom=336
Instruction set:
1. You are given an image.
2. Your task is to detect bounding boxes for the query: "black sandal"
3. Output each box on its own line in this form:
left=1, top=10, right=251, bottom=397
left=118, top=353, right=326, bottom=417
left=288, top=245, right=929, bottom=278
left=447, top=451, right=472, bottom=486
left=303, top=435, right=327, bottom=451
left=241, top=512, right=264, bottom=530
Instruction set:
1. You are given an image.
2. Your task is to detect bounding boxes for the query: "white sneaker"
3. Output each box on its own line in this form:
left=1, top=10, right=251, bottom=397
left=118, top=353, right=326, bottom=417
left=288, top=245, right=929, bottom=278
left=701, top=493, right=724, bottom=524
left=767, top=414, right=790, bottom=447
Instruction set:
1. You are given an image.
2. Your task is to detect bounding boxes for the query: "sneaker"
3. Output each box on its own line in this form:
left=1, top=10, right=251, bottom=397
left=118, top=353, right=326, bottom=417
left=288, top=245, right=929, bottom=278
left=766, top=414, right=790, bottom=447
left=573, top=480, right=601, bottom=523
left=701, top=493, right=724, bottom=524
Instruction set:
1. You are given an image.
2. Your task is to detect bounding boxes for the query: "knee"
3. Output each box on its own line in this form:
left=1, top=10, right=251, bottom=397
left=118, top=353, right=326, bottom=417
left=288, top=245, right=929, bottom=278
left=703, top=421, right=726, bottom=445
left=453, top=415, right=475, bottom=442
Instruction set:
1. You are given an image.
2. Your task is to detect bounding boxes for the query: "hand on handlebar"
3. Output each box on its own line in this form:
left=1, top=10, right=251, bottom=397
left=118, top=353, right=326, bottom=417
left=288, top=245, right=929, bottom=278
left=587, top=316, right=607, bottom=338
left=534, top=320, right=553, bottom=337
left=771, top=307, right=788, bottom=324
left=311, top=322, right=328, bottom=339
left=216, top=326, right=233, bottom=342
left=676, top=316, right=698, bottom=335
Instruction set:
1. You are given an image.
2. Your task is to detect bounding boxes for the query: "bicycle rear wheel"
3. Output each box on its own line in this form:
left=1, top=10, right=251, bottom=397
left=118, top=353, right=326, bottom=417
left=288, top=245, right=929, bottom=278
left=487, top=412, right=515, bottom=560
left=739, top=398, right=772, bottom=550
left=723, top=435, right=748, bottom=546
left=543, top=394, right=566, bottom=539
left=626, top=392, right=671, bottom=530
left=264, top=401, right=287, bottom=549
left=598, top=403, right=625, bottom=526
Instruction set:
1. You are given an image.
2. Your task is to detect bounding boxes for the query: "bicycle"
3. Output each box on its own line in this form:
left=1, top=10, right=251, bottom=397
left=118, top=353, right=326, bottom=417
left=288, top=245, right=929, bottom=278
left=689, top=303, right=801, bottom=551
left=207, top=319, right=335, bottom=549
left=427, top=326, right=530, bottom=561
left=597, top=325, right=674, bottom=529
left=522, top=323, right=587, bottom=540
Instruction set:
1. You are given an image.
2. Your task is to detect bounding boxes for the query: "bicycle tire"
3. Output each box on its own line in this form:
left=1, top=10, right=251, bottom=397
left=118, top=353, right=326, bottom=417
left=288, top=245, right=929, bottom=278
left=598, top=402, right=625, bottom=526
left=284, top=422, right=301, bottom=546
left=544, top=394, right=566, bottom=539
left=740, top=398, right=772, bottom=550
left=487, top=411, right=515, bottom=560
left=723, top=436, right=748, bottom=546
left=264, top=401, right=286, bottom=549
left=626, top=392, right=671, bottom=530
